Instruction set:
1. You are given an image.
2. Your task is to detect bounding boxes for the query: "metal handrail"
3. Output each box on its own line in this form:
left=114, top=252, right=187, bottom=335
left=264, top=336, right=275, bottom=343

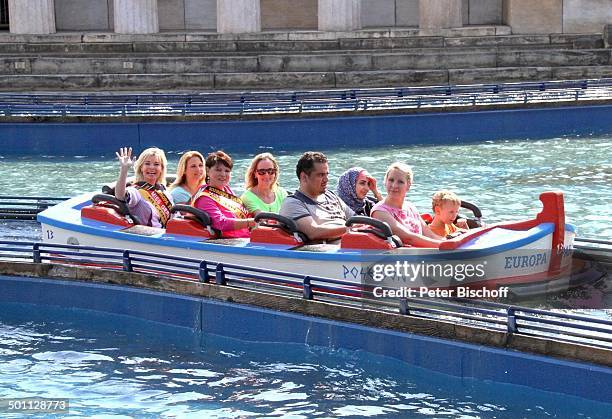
left=0, top=79, right=611, bottom=118
left=0, top=240, right=610, bottom=349
left=0, top=196, right=70, bottom=220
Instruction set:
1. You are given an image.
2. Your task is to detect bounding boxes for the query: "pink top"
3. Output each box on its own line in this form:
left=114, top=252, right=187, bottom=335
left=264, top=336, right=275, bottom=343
left=193, top=185, right=250, bottom=238
left=371, top=201, right=423, bottom=235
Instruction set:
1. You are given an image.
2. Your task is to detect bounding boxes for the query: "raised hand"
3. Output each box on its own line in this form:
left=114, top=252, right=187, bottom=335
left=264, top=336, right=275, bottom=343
left=367, top=175, right=383, bottom=201
left=116, top=147, right=134, bottom=170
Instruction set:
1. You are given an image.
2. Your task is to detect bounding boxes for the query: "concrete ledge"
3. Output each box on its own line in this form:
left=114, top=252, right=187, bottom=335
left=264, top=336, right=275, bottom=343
left=445, top=34, right=552, bottom=47
left=550, top=33, right=605, bottom=49
left=0, top=261, right=610, bottom=368
left=497, top=49, right=611, bottom=66
left=552, top=65, right=612, bottom=79
left=0, top=26, right=513, bottom=44
left=1, top=65, right=610, bottom=91
left=214, top=71, right=336, bottom=89
left=334, top=69, right=448, bottom=87
left=338, top=36, right=444, bottom=49
left=258, top=53, right=373, bottom=72
left=0, top=73, right=215, bottom=90
left=372, top=50, right=497, bottom=70
left=449, top=67, right=554, bottom=84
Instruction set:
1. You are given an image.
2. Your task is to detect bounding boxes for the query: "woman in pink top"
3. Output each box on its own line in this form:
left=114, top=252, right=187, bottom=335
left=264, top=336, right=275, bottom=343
left=371, top=162, right=442, bottom=247
left=192, top=151, right=256, bottom=238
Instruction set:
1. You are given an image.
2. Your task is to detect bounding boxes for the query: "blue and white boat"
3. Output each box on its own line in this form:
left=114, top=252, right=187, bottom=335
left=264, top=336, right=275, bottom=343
left=38, top=191, right=576, bottom=292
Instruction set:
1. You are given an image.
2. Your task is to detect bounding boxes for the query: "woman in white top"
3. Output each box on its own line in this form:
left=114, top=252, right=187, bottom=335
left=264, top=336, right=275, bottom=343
left=169, top=151, right=206, bottom=204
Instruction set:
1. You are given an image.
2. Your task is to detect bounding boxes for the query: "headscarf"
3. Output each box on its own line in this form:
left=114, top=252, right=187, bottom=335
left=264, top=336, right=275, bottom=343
left=336, top=167, right=366, bottom=213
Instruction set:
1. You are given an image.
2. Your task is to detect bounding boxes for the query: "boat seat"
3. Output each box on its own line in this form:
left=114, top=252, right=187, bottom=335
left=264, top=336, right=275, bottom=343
left=250, top=212, right=307, bottom=246
left=341, top=216, right=402, bottom=250
left=81, top=194, right=142, bottom=227
left=166, top=204, right=219, bottom=238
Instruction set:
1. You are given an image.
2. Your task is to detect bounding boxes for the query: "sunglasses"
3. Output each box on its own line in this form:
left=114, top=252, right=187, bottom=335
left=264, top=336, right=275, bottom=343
left=256, top=168, right=277, bottom=175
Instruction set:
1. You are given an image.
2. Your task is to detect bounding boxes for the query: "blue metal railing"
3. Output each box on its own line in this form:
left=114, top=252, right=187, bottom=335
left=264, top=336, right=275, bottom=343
left=0, top=239, right=610, bottom=349
left=0, top=79, right=610, bottom=117
left=0, top=196, right=70, bottom=220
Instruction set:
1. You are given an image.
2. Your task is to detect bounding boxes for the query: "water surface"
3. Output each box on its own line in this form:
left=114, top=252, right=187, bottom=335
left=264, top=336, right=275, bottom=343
left=1, top=303, right=609, bottom=418
left=1, top=135, right=610, bottom=239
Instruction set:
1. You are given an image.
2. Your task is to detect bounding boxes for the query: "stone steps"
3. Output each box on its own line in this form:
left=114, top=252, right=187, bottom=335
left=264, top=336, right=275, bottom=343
left=1, top=49, right=608, bottom=75
left=2, top=66, right=612, bottom=91
left=0, top=33, right=604, bottom=54
left=0, top=27, right=608, bottom=91
left=0, top=44, right=586, bottom=59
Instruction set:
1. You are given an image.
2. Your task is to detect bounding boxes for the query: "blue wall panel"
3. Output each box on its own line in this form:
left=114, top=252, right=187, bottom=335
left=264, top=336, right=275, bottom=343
left=0, top=274, right=611, bottom=403
left=0, top=122, right=139, bottom=156
left=1, top=105, right=611, bottom=156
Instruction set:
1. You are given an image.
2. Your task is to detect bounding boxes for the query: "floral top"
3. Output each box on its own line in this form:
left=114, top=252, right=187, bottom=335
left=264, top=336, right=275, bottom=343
left=371, top=201, right=422, bottom=235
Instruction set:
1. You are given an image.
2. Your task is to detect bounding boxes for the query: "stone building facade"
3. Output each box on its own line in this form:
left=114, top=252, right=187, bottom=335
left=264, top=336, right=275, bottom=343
left=1, top=0, right=611, bottom=35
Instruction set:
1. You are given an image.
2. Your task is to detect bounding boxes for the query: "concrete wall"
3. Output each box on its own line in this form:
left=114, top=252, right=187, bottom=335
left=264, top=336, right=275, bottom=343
left=362, top=0, right=503, bottom=28
left=503, top=0, right=563, bottom=34
left=466, top=0, right=502, bottom=25
left=261, top=0, right=316, bottom=30
left=55, top=0, right=112, bottom=31
left=186, top=0, right=216, bottom=30
left=46, top=0, right=612, bottom=33
left=395, top=0, right=419, bottom=27
left=563, top=0, right=612, bottom=33
left=158, top=0, right=216, bottom=31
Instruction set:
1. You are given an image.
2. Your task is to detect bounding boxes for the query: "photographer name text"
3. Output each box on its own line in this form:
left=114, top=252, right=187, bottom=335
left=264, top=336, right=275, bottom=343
left=373, top=286, right=509, bottom=298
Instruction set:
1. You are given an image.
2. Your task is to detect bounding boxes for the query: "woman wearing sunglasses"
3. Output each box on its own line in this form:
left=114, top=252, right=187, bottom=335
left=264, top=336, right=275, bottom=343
left=241, top=152, right=288, bottom=215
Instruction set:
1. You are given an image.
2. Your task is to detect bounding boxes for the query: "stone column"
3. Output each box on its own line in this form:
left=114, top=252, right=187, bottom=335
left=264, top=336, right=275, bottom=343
left=217, top=0, right=261, bottom=34
left=318, top=0, right=361, bottom=31
left=503, top=0, right=562, bottom=34
left=8, top=0, right=56, bottom=34
left=114, top=0, right=159, bottom=34
left=419, top=0, right=462, bottom=29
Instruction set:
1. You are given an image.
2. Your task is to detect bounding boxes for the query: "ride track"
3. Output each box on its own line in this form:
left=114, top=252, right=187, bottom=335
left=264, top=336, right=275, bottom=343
left=0, top=78, right=611, bottom=118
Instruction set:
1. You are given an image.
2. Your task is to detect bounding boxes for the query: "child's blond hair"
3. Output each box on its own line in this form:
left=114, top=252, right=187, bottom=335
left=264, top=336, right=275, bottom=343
left=432, top=190, right=461, bottom=212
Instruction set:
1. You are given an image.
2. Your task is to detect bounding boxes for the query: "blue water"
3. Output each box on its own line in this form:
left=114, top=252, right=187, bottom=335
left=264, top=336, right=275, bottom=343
left=0, top=135, right=610, bottom=239
left=0, top=302, right=610, bottom=418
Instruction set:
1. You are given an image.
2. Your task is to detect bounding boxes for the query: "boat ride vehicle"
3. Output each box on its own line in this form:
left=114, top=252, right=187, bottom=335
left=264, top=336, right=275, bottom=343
left=37, top=189, right=580, bottom=295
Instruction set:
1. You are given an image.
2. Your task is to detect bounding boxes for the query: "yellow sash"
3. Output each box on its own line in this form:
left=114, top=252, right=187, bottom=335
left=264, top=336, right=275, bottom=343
left=192, top=185, right=250, bottom=219
left=136, top=182, right=172, bottom=226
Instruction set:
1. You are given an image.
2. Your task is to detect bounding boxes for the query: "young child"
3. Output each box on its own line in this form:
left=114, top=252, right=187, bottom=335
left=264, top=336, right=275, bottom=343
left=429, top=190, right=469, bottom=239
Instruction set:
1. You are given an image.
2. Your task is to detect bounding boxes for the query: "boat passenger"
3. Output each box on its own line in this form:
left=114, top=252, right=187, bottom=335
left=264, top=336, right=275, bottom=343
left=241, top=152, right=288, bottom=215
left=429, top=190, right=469, bottom=239
left=336, top=167, right=383, bottom=216
left=371, top=162, right=442, bottom=247
left=169, top=151, right=206, bottom=204
left=114, top=146, right=174, bottom=228
left=280, top=151, right=354, bottom=241
left=191, top=151, right=255, bottom=238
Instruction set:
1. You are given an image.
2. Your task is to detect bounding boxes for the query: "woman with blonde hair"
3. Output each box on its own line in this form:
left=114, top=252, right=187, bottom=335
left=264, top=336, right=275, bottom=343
left=241, top=152, right=287, bottom=215
left=114, top=146, right=174, bottom=228
left=371, top=162, right=442, bottom=247
left=169, top=151, right=206, bottom=204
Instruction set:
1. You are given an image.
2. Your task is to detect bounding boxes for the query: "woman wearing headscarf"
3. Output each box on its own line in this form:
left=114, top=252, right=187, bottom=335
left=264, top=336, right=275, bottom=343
left=336, top=167, right=383, bottom=216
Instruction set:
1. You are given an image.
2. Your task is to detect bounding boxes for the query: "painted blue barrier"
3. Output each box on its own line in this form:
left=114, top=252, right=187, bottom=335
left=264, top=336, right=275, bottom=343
left=1, top=239, right=611, bottom=349
left=1, top=105, right=612, bottom=156
left=0, top=274, right=610, bottom=403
